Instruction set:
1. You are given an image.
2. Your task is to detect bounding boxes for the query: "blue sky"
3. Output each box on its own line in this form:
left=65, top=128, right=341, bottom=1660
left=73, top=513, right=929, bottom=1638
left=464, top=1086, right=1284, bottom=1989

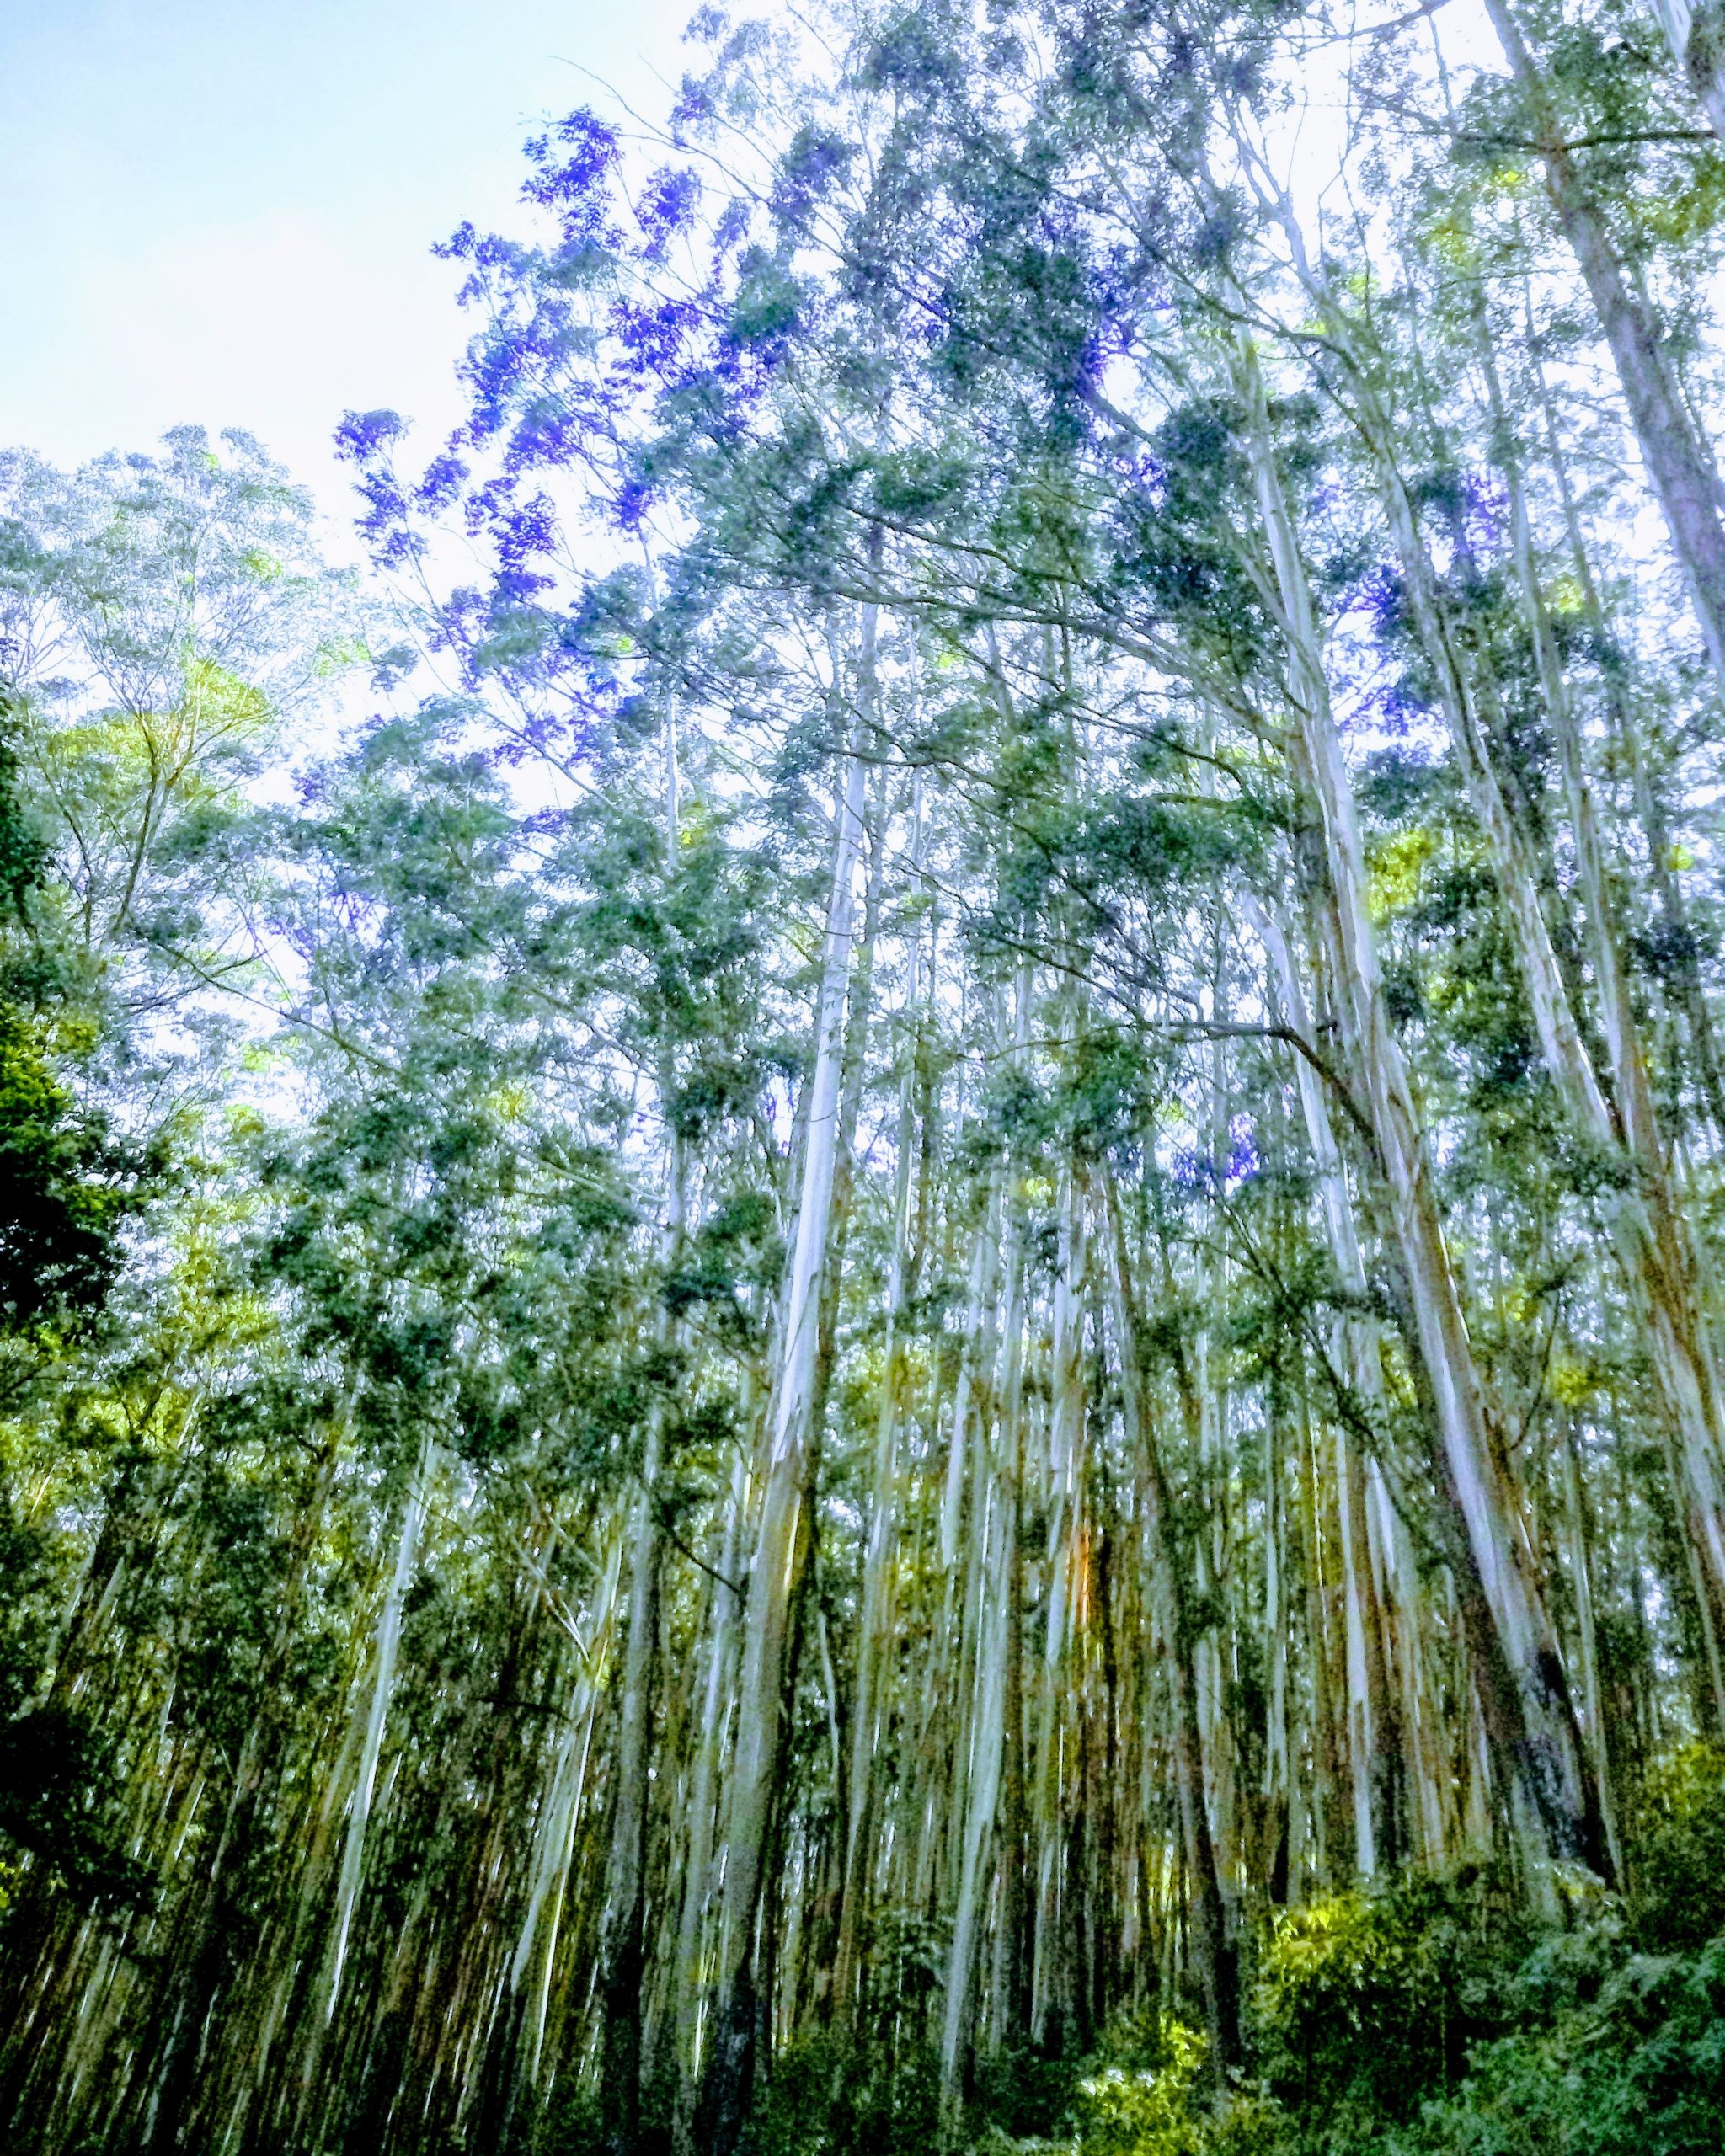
left=0, top=0, right=690, bottom=534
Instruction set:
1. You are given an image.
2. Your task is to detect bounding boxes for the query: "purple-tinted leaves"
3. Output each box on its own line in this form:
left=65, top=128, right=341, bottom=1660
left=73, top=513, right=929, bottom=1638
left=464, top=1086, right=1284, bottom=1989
left=334, top=411, right=425, bottom=568
left=414, top=452, right=470, bottom=515
left=771, top=125, right=854, bottom=237
left=435, top=227, right=542, bottom=319
left=462, top=481, right=558, bottom=610
left=520, top=109, right=622, bottom=254
left=1065, top=325, right=1105, bottom=408
left=614, top=295, right=704, bottom=383
left=1410, top=465, right=1505, bottom=573
left=712, top=200, right=750, bottom=260
left=361, top=507, right=424, bottom=571
left=334, top=409, right=409, bottom=464
left=1167, top=1114, right=1258, bottom=1194
left=1355, top=561, right=1408, bottom=641
left=498, top=490, right=558, bottom=568
left=1460, top=471, right=1507, bottom=557
left=1226, top=1113, right=1259, bottom=1189
left=638, top=167, right=702, bottom=259
left=436, top=226, right=530, bottom=279
left=457, top=296, right=597, bottom=456
left=1376, top=678, right=1436, bottom=734
left=670, top=74, right=718, bottom=133
left=457, top=329, right=535, bottom=450
left=504, top=402, right=604, bottom=477
left=366, top=76, right=793, bottom=717
left=440, top=585, right=489, bottom=653
left=1167, top=1145, right=1210, bottom=1191
left=613, top=477, right=654, bottom=534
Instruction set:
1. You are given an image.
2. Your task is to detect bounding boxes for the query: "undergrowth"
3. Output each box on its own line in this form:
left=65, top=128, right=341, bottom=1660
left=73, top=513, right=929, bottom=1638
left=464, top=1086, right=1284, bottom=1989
left=736, top=1744, right=1725, bottom=2156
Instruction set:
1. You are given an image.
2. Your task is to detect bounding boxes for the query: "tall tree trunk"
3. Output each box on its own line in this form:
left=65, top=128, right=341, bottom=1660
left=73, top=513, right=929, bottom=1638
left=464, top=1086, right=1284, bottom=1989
left=940, top=969, right=1033, bottom=2112
left=1648, top=0, right=1725, bottom=140
left=834, top=785, right=928, bottom=2021
left=1529, top=330, right=1725, bottom=1138
left=1034, top=1158, right=1088, bottom=2044
left=602, top=684, right=694, bottom=2154
left=1472, top=0, right=1725, bottom=686
left=694, top=622, right=873, bottom=2156
left=1253, top=893, right=1402, bottom=1874
left=1377, top=296, right=1725, bottom=1731
left=326, top=1432, right=435, bottom=2019
left=672, top=1444, right=748, bottom=2156
left=601, top=1355, right=669, bottom=2156
left=1104, top=1177, right=1242, bottom=2074
left=132, top=1430, right=341, bottom=2154
left=1236, top=334, right=1603, bottom=1873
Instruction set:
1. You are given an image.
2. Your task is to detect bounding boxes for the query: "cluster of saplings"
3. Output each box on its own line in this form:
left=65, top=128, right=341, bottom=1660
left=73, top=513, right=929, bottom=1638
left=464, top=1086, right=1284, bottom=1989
left=11, top=0, right=1725, bottom=2149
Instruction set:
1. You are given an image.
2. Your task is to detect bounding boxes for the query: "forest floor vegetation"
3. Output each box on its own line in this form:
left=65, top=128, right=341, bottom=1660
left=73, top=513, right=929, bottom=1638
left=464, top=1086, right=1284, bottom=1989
left=707, top=1747, right=1725, bottom=2156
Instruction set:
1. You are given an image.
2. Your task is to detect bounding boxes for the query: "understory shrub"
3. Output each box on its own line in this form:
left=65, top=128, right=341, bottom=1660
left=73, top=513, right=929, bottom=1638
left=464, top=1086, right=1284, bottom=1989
left=1253, top=1870, right=1530, bottom=2137
left=740, top=1797, right=1725, bottom=2156
left=969, top=2041, right=1086, bottom=2143
left=973, top=2019, right=1282, bottom=2156
left=750, top=2029, right=942, bottom=2156
left=1626, top=1742, right=1725, bottom=1951
left=967, top=1839, right=1725, bottom=2156
left=1402, top=1934, right=1725, bottom=2156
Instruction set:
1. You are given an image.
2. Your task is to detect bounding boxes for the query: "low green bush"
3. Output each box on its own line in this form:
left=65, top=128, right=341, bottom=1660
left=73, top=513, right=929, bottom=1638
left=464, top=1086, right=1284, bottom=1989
left=1253, top=1870, right=1530, bottom=2136
left=1626, top=1742, right=1725, bottom=1952
left=1402, top=1934, right=1725, bottom=2156
left=967, top=2040, right=1086, bottom=2144
left=750, top=2029, right=942, bottom=2156
left=973, top=2020, right=1284, bottom=2156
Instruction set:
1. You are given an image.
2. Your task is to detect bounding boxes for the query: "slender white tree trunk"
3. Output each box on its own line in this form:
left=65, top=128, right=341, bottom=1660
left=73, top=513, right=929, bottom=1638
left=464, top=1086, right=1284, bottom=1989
left=833, top=782, right=927, bottom=2020
left=1236, top=335, right=1600, bottom=1870
left=326, top=1432, right=434, bottom=2020
left=1472, top=0, right=1725, bottom=684
left=696, top=627, right=873, bottom=2153
left=1648, top=0, right=1725, bottom=141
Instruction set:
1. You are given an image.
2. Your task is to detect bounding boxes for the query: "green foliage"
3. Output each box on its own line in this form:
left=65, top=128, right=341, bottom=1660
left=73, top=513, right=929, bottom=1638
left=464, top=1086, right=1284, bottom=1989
left=0, top=1006, right=132, bottom=1337
left=750, top=2031, right=941, bottom=2156
left=0, top=691, right=145, bottom=1345
left=969, top=2022, right=1282, bottom=2156
left=1626, top=1742, right=1725, bottom=1951
left=0, top=1704, right=152, bottom=1910
left=0, top=429, right=366, bottom=1050
left=1060, top=2028, right=1229, bottom=2156
left=17, top=0, right=1725, bottom=2144
left=951, top=1865, right=1725, bottom=2156
left=520, top=2077, right=606, bottom=2156
left=969, top=2041, right=1085, bottom=2145
left=1402, top=1933, right=1725, bottom=2156
left=1254, top=1872, right=1530, bottom=2132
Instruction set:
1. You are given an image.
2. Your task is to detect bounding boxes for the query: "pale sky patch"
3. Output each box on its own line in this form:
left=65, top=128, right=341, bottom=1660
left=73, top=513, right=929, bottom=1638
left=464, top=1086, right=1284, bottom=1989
left=1, top=0, right=692, bottom=541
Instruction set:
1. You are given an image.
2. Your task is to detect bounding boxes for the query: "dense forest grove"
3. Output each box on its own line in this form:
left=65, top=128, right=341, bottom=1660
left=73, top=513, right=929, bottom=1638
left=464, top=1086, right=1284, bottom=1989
left=15, top=2, right=1725, bottom=2151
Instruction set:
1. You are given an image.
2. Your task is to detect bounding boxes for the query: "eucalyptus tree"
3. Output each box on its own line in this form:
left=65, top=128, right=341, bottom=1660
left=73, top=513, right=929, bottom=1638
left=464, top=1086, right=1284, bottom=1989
left=1457, top=0, right=1725, bottom=684
left=0, top=430, right=366, bottom=1048
left=837, top=0, right=1725, bottom=1881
